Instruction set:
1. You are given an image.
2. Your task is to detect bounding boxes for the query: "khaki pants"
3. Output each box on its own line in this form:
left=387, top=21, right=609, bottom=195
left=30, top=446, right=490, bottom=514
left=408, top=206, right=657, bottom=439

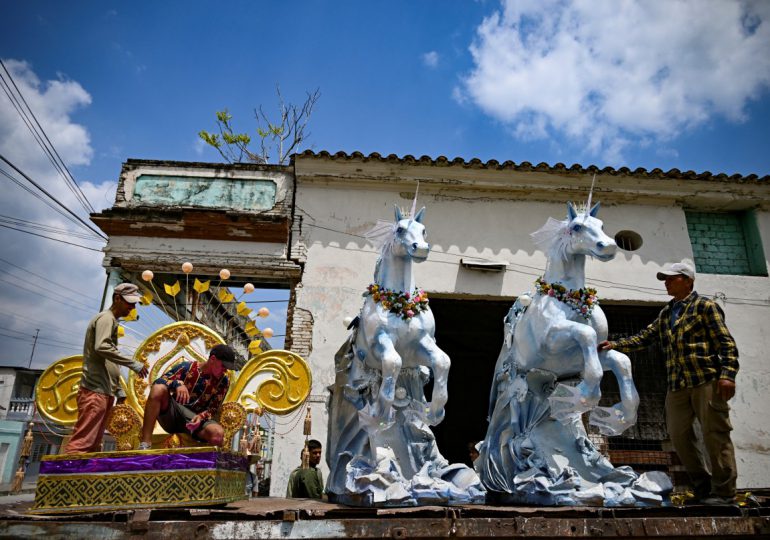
left=665, top=380, right=737, bottom=498
left=64, top=387, right=114, bottom=454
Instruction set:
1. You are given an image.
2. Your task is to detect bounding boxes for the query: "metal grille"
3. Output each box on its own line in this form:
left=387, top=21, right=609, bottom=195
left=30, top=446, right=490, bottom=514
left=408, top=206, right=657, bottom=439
left=30, top=441, right=51, bottom=463
left=589, top=303, right=674, bottom=472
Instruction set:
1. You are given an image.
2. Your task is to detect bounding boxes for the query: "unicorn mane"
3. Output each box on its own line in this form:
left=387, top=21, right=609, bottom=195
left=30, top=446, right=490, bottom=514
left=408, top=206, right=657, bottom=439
left=530, top=216, right=571, bottom=262
left=364, top=219, right=397, bottom=251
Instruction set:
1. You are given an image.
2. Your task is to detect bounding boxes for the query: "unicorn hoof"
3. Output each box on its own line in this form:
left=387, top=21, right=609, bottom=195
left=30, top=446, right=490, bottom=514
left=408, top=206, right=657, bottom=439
left=588, top=406, right=634, bottom=436
left=548, top=383, right=597, bottom=422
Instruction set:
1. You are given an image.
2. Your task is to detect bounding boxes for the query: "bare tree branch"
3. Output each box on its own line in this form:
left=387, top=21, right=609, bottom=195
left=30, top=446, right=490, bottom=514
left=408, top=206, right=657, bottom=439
left=198, top=86, right=320, bottom=164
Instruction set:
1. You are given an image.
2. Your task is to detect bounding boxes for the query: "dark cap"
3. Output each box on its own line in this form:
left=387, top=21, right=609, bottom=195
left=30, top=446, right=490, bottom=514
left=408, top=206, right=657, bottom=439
left=209, top=344, right=236, bottom=369
left=114, top=283, right=141, bottom=303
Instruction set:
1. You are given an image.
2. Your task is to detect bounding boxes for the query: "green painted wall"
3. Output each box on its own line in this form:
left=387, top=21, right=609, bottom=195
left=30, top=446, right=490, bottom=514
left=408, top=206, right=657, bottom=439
left=686, top=210, right=767, bottom=276
left=0, top=420, right=24, bottom=485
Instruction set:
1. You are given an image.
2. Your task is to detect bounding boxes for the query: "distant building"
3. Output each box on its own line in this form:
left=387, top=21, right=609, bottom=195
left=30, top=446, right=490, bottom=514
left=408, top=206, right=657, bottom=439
left=0, top=366, right=57, bottom=485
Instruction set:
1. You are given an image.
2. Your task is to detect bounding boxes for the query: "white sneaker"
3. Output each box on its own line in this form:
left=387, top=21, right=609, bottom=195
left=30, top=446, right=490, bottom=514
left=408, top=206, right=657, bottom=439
left=138, top=442, right=151, bottom=450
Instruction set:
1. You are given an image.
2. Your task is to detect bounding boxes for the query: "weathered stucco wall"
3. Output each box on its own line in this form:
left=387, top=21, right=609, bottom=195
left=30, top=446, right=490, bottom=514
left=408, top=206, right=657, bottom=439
left=268, top=160, right=770, bottom=495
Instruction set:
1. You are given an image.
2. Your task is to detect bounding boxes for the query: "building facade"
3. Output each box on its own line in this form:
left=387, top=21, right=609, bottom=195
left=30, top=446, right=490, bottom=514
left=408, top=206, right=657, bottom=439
left=90, top=153, right=770, bottom=495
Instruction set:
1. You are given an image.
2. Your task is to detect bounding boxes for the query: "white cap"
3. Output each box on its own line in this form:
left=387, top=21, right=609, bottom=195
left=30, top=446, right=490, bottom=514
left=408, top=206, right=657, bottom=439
left=656, top=262, right=695, bottom=281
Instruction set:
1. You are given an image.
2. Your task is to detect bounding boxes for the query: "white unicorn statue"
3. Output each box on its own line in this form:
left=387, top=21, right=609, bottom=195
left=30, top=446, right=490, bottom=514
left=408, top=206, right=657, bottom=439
left=326, top=205, right=485, bottom=506
left=478, top=200, right=672, bottom=506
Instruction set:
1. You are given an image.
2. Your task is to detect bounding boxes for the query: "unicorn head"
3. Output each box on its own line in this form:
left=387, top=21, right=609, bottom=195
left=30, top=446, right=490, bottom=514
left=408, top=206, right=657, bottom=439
left=532, top=202, right=617, bottom=263
left=393, top=205, right=430, bottom=261
left=566, top=201, right=617, bottom=261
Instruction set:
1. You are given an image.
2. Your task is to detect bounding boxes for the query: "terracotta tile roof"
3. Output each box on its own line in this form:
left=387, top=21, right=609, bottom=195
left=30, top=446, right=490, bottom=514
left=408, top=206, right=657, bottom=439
left=296, top=150, right=769, bottom=184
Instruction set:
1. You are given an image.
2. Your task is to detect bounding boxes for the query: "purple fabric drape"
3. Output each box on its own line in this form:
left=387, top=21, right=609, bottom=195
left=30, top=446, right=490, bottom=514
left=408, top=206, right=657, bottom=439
left=40, top=451, right=247, bottom=475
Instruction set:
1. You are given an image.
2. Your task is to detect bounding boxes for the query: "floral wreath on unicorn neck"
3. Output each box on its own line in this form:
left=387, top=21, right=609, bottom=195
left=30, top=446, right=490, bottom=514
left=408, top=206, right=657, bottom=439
left=364, top=284, right=429, bottom=320
left=534, top=278, right=599, bottom=320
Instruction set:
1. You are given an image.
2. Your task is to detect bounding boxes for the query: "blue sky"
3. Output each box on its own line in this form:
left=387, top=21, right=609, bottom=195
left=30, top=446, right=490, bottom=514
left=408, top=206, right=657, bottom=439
left=1, top=0, right=769, bottom=368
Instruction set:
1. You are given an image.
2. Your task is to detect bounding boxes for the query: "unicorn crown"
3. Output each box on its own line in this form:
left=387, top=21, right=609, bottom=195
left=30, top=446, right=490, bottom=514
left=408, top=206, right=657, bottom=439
left=396, top=206, right=411, bottom=218
left=571, top=202, right=592, bottom=216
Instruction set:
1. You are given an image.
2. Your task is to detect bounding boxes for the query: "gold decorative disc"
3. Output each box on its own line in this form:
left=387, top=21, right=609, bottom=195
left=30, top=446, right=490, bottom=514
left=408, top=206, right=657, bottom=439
left=34, top=355, right=83, bottom=426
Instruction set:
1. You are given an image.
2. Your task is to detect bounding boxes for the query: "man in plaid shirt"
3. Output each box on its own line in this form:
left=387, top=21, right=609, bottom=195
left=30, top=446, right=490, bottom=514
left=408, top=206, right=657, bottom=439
left=599, top=262, right=739, bottom=506
left=139, top=344, right=236, bottom=450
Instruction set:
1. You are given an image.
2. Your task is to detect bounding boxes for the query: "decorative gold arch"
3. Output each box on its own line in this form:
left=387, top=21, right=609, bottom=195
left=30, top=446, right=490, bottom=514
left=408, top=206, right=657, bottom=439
left=35, top=321, right=312, bottom=450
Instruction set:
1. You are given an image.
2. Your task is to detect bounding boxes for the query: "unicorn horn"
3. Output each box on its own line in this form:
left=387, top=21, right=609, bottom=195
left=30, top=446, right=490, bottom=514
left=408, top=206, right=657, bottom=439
left=586, top=173, right=596, bottom=212
left=409, top=180, right=420, bottom=220
left=582, top=173, right=596, bottom=222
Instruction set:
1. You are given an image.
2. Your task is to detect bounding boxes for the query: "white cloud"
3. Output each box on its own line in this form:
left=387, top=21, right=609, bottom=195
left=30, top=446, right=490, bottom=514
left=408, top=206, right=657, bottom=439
left=458, top=0, right=770, bottom=163
left=422, top=51, right=440, bottom=68
left=0, top=59, right=111, bottom=368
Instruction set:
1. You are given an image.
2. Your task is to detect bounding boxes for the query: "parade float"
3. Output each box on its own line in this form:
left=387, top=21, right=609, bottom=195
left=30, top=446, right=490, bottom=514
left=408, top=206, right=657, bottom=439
left=30, top=267, right=312, bottom=514
left=27, top=198, right=671, bottom=513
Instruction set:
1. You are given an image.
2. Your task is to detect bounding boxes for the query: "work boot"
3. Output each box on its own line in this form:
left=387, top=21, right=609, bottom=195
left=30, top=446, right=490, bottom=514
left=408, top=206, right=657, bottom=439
left=701, top=495, right=736, bottom=506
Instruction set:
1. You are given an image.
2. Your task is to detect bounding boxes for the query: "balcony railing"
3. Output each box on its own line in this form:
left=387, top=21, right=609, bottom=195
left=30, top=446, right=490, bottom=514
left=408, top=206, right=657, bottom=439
left=7, top=397, right=35, bottom=421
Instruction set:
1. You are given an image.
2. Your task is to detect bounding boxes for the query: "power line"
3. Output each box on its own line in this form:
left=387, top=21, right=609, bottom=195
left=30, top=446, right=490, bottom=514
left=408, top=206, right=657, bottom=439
left=0, top=214, right=101, bottom=241
left=0, top=275, right=95, bottom=314
left=0, top=58, right=95, bottom=215
left=0, top=268, right=98, bottom=311
left=0, top=324, right=36, bottom=337
left=0, top=166, right=100, bottom=234
left=0, top=324, right=82, bottom=349
left=31, top=341, right=81, bottom=353
left=0, top=154, right=107, bottom=240
left=0, top=222, right=104, bottom=252
left=0, top=256, right=100, bottom=301
left=0, top=308, right=88, bottom=339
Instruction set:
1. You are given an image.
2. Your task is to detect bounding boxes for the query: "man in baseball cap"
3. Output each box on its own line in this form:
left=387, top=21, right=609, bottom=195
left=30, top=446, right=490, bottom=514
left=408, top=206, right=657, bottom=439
left=113, top=282, right=142, bottom=303
left=65, top=282, right=148, bottom=453
left=656, top=262, right=695, bottom=281
left=599, top=261, right=739, bottom=505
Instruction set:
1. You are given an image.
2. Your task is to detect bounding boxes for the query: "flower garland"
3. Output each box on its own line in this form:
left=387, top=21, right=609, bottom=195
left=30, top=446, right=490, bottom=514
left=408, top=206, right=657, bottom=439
left=364, top=283, right=429, bottom=320
left=535, top=277, right=599, bottom=320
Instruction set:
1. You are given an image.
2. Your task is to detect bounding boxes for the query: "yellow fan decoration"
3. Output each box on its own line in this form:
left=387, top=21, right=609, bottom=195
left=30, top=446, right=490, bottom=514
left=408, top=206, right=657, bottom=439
left=139, top=290, right=153, bottom=306
left=193, top=278, right=210, bottom=294
left=248, top=339, right=262, bottom=354
left=218, top=288, right=234, bottom=303
left=244, top=321, right=261, bottom=336
left=236, top=301, right=252, bottom=317
left=123, top=309, right=138, bottom=321
left=164, top=281, right=181, bottom=297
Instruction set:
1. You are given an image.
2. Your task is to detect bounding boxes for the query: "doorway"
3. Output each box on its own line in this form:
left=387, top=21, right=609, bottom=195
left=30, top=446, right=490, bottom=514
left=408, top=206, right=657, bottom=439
left=429, top=297, right=511, bottom=467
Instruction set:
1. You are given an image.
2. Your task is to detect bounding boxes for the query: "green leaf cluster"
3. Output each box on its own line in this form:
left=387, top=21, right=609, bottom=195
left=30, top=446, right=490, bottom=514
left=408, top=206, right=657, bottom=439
left=198, top=87, right=320, bottom=165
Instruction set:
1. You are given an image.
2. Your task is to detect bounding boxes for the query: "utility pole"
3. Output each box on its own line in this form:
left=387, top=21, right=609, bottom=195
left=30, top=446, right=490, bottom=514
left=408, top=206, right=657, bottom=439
left=28, top=328, right=40, bottom=369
